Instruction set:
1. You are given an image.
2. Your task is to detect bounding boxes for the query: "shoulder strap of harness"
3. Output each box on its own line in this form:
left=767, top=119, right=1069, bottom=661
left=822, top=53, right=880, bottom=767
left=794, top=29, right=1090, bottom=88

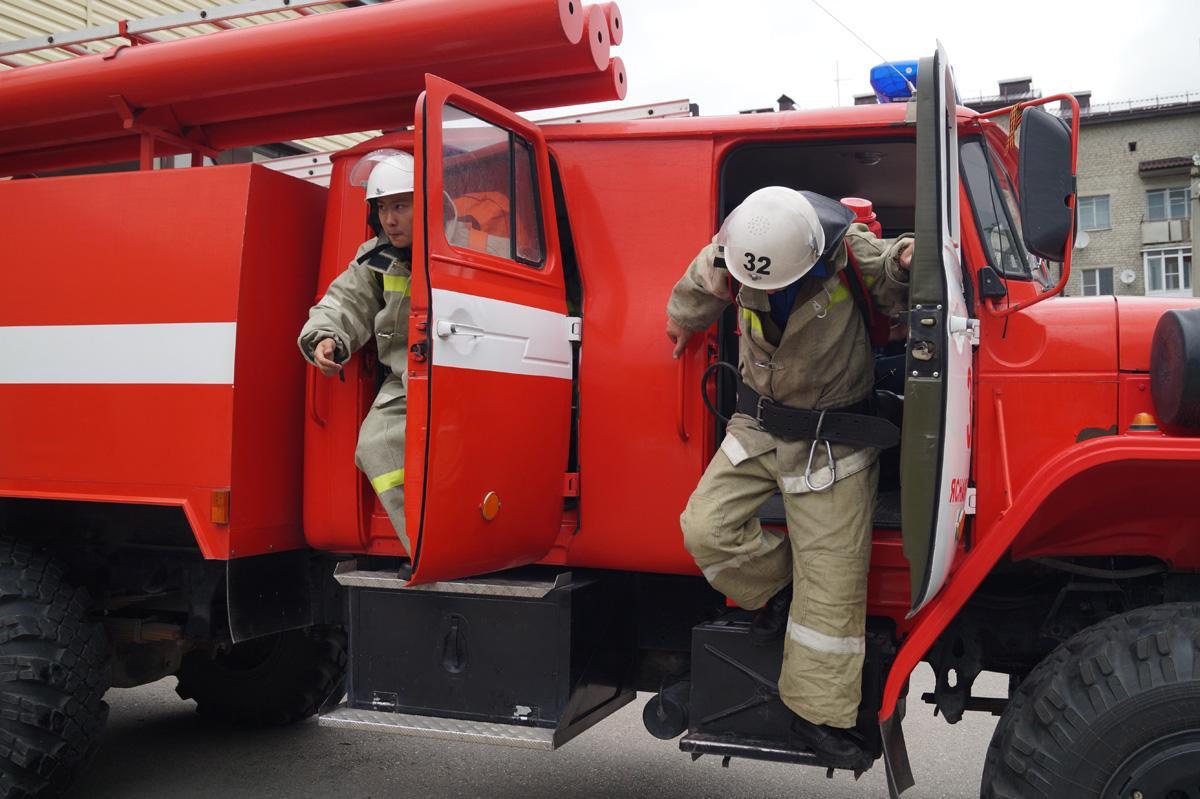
left=840, top=244, right=892, bottom=348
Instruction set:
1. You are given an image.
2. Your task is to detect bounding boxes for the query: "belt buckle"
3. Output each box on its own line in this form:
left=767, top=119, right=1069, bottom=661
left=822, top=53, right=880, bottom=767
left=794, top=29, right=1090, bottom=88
left=755, top=394, right=770, bottom=423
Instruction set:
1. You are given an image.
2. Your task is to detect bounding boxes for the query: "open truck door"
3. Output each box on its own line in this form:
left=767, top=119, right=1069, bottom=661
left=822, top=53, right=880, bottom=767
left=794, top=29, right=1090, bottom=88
left=901, top=44, right=974, bottom=616
left=405, top=75, right=575, bottom=585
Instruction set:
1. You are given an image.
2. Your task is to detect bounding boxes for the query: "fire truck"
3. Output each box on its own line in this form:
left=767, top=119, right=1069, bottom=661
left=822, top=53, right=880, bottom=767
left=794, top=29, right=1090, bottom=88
left=1, top=2, right=1199, bottom=797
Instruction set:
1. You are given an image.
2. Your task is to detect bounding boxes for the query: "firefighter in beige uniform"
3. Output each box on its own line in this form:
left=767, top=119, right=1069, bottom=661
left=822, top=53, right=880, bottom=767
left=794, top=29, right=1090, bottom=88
left=299, top=149, right=415, bottom=551
left=666, top=187, right=913, bottom=766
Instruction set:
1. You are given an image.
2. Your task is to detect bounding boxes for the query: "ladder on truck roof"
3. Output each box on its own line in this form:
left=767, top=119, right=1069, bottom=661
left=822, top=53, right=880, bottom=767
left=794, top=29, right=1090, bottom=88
left=0, top=0, right=348, bottom=68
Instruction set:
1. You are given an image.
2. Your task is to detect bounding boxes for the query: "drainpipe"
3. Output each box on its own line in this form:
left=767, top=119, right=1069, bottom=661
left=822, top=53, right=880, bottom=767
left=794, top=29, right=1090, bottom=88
left=1192, top=153, right=1199, bottom=297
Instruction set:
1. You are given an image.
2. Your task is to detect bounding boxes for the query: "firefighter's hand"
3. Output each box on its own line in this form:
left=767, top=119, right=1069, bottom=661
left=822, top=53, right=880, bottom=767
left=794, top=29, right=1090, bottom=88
left=666, top=318, right=692, bottom=359
left=898, top=240, right=914, bottom=271
left=313, top=338, right=341, bottom=377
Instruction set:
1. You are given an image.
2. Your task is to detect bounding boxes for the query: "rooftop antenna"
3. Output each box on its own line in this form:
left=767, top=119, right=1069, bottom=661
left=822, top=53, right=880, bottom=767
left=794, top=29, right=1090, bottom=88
left=810, top=0, right=917, bottom=96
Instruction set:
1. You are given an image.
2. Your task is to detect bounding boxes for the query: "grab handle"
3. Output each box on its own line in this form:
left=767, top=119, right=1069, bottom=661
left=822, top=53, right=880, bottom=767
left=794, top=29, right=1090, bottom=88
left=676, top=356, right=689, bottom=442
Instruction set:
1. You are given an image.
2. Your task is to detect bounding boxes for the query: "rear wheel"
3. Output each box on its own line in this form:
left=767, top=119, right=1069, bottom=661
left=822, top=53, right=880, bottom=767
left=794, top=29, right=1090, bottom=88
left=0, top=537, right=109, bottom=799
left=175, top=625, right=347, bottom=726
left=981, top=603, right=1200, bottom=798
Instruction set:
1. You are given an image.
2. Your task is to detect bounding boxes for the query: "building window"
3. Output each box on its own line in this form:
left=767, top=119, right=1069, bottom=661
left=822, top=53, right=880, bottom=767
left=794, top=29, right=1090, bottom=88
left=1081, top=267, right=1114, bottom=296
left=1077, top=195, right=1110, bottom=230
left=1144, top=248, right=1192, bottom=295
left=1146, top=187, right=1190, bottom=221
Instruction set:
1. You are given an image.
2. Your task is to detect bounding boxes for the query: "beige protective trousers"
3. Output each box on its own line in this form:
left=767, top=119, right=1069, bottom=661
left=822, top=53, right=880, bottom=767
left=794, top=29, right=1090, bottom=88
left=354, top=374, right=409, bottom=553
left=681, top=449, right=877, bottom=729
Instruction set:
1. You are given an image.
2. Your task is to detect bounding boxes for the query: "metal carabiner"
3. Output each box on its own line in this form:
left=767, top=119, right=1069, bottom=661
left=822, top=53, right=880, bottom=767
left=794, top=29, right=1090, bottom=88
left=803, top=410, right=836, bottom=492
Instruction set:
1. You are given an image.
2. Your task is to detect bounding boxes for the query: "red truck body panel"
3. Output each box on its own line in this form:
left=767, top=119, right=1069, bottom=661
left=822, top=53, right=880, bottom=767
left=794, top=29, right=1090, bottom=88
left=0, top=165, right=326, bottom=559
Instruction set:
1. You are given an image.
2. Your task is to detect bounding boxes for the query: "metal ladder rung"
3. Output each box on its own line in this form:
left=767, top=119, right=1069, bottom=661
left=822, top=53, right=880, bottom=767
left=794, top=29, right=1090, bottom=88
left=0, top=0, right=343, bottom=59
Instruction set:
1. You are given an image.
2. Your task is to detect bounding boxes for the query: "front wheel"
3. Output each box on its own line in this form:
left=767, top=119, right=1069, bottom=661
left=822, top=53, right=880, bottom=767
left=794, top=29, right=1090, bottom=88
left=981, top=603, right=1200, bottom=798
left=175, top=625, right=347, bottom=727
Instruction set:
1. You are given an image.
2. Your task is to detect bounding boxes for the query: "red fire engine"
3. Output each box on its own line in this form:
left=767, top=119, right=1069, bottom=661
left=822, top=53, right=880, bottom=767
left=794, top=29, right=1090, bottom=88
left=1, top=3, right=1198, bottom=797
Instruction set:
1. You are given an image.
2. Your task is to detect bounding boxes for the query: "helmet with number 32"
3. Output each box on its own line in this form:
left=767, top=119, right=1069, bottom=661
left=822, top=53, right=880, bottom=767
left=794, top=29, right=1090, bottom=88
left=717, top=186, right=824, bottom=290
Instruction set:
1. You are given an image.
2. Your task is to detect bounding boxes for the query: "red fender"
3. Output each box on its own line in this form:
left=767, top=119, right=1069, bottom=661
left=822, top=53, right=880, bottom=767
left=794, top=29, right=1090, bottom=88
left=880, top=435, right=1200, bottom=720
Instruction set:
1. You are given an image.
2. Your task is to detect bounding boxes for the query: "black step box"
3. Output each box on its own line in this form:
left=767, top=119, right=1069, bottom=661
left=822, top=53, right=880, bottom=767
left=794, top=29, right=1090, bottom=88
left=346, top=570, right=634, bottom=746
left=688, top=612, right=896, bottom=757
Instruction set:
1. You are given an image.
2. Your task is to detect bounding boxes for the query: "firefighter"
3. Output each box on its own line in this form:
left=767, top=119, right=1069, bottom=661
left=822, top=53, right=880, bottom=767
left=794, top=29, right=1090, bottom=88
left=298, top=148, right=415, bottom=551
left=665, top=186, right=913, bottom=767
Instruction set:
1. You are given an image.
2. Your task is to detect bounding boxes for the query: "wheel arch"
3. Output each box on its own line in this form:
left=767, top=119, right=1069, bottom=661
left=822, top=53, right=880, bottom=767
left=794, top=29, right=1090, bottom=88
left=881, top=436, right=1200, bottom=721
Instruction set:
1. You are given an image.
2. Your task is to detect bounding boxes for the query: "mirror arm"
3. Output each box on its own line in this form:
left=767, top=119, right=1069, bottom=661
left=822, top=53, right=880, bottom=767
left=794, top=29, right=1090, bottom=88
left=978, top=94, right=1081, bottom=318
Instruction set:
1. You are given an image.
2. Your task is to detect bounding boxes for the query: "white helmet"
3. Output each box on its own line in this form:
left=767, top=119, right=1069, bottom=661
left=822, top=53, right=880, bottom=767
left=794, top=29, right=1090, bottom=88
left=349, top=148, right=414, bottom=202
left=717, top=186, right=824, bottom=290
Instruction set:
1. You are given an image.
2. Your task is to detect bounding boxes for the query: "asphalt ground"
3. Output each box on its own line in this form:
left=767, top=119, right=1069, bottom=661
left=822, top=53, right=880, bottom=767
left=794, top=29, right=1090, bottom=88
left=67, top=664, right=1004, bottom=799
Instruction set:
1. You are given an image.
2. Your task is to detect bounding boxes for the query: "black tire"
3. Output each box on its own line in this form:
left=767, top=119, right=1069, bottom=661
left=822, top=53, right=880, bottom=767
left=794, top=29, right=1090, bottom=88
left=175, top=625, right=347, bottom=726
left=0, top=538, right=109, bottom=799
left=981, top=603, right=1200, bottom=798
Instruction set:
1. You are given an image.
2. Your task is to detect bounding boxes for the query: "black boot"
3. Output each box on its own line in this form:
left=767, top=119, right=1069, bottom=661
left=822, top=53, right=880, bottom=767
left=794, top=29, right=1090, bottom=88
left=789, top=713, right=866, bottom=768
left=750, top=584, right=792, bottom=646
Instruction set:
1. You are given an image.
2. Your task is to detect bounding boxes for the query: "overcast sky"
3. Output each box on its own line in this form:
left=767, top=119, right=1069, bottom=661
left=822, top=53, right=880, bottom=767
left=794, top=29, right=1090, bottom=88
left=534, top=0, right=1200, bottom=120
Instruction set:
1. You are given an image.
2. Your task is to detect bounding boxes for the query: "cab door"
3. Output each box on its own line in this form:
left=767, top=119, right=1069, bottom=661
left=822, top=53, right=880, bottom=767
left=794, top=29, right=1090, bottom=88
left=405, top=75, right=574, bottom=584
left=901, top=44, right=973, bottom=615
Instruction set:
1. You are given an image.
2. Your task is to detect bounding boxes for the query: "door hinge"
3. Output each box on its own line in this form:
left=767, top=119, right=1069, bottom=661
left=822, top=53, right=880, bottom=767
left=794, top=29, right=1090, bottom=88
left=965, top=487, right=976, bottom=515
left=563, top=472, right=579, bottom=497
left=949, top=315, right=980, bottom=346
left=566, top=317, right=582, bottom=342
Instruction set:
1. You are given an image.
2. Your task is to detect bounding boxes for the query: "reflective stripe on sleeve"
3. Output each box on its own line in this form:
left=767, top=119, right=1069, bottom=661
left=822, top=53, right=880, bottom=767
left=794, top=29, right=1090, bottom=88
left=370, top=468, right=405, bottom=493
left=788, top=621, right=865, bottom=655
left=383, top=275, right=410, bottom=294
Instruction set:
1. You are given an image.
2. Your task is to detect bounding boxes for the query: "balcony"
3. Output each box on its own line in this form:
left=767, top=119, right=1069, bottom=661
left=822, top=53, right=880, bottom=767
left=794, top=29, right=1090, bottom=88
left=1142, top=218, right=1192, bottom=245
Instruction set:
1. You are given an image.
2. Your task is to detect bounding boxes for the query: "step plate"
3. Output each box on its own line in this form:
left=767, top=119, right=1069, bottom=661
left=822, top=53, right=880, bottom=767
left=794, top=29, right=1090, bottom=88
left=320, top=704, right=557, bottom=750
left=680, top=731, right=832, bottom=767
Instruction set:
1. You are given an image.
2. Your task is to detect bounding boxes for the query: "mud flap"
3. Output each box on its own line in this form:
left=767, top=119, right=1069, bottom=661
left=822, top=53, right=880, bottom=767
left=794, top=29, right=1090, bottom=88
left=880, top=712, right=915, bottom=797
left=226, top=549, right=313, bottom=643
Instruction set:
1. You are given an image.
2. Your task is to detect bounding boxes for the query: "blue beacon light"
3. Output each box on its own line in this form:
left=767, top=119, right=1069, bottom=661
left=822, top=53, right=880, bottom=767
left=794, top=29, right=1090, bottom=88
left=870, top=61, right=918, bottom=103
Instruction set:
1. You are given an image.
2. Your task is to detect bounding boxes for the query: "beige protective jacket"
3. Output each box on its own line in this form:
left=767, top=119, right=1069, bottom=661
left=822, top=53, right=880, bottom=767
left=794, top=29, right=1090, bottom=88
left=667, top=223, right=913, bottom=492
left=298, top=236, right=412, bottom=382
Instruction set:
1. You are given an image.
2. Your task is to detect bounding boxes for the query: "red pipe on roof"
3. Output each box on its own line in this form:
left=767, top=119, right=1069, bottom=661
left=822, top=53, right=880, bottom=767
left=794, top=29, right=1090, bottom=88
left=0, top=0, right=584, bottom=132
left=0, top=58, right=627, bottom=176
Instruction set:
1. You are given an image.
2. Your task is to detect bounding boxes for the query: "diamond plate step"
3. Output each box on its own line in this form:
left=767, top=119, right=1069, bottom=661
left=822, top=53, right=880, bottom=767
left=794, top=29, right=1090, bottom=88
left=332, top=561, right=572, bottom=598
left=320, top=705, right=557, bottom=750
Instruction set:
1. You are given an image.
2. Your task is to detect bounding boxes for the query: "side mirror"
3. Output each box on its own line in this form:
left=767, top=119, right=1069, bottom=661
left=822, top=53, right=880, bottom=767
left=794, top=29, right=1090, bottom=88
left=1017, top=107, right=1074, bottom=261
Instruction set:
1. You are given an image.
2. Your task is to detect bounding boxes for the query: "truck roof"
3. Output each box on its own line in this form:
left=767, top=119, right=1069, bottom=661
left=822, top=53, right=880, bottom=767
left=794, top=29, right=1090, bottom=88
left=336, top=103, right=982, bottom=161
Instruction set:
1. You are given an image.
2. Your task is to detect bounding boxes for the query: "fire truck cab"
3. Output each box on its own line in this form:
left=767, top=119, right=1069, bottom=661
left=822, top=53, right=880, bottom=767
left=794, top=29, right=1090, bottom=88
left=309, top=49, right=1200, bottom=796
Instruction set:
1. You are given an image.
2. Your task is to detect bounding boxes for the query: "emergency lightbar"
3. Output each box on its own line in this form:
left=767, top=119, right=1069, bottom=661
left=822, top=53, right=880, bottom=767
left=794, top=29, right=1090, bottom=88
left=870, top=60, right=918, bottom=103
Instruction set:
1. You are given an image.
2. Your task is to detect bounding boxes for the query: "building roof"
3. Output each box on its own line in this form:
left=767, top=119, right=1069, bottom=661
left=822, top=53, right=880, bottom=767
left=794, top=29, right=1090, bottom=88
left=1077, top=95, right=1200, bottom=126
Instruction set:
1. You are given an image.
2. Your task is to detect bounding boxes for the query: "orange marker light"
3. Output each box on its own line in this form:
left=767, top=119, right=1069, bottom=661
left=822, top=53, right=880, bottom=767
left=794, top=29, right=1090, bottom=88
left=211, top=489, right=231, bottom=524
left=1129, top=413, right=1159, bottom=432
left=480, top=492, right=501, bottom=521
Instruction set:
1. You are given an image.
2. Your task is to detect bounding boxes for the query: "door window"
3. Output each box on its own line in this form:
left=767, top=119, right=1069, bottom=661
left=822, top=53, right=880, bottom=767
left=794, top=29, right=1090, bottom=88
left=442, top=105, right=546, bottom=268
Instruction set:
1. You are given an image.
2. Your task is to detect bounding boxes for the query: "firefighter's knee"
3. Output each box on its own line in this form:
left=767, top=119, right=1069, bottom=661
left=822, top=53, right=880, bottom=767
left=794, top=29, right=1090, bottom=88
left=681, top=494, right=725, bottom=559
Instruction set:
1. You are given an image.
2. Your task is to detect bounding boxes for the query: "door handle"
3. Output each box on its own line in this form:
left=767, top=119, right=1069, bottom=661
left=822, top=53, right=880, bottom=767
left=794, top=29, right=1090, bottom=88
left=434, top=320, right=484, bottom=339
left=676, top=356, right=689, bottom=442
left=308, top=369, right=326, bottom=428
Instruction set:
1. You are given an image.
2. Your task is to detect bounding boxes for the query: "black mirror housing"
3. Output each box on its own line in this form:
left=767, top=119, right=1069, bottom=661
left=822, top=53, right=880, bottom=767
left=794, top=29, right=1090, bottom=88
left=1017, top=107, right=1074, bottom=261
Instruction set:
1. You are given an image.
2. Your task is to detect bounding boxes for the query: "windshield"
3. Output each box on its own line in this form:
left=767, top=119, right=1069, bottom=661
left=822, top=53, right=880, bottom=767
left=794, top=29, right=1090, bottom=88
left=960, top=139, right=1049, bottom=286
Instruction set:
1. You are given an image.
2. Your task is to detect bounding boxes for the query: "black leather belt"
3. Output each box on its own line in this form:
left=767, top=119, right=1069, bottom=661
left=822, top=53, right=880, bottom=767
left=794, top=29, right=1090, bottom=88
left=734, top=381, right=900, bottom=449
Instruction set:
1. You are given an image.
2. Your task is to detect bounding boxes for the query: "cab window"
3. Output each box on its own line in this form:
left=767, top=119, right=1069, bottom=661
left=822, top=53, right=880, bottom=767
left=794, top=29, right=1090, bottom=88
left=960, top=139, right=1039, bottom=281
left=442, top=105, right=546, bottom=268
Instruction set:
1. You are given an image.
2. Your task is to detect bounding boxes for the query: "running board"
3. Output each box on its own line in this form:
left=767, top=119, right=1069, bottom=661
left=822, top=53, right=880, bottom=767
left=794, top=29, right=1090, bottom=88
left=320, top=706, right=557, bottom=750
